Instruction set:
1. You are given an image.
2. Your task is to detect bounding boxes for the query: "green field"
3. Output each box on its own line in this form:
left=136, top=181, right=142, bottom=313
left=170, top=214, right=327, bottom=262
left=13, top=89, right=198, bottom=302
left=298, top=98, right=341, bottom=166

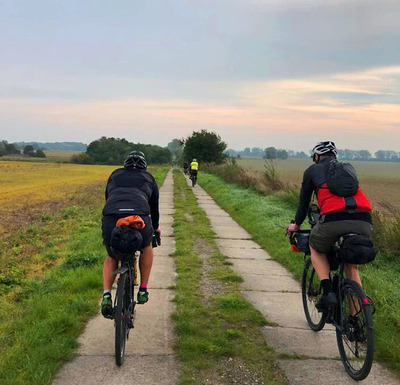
left=237, top=158, right=400, bottom=213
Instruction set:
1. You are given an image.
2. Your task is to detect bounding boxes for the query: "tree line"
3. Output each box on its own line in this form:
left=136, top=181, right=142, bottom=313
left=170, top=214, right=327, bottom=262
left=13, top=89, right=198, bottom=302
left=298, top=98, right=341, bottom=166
left=226, top=147, right=400, bottom=162
left=15, top=141, right=87, bottom=151
left=0, top=140, right=46, bottom=158
left=71, top=137, right=172, bottom=165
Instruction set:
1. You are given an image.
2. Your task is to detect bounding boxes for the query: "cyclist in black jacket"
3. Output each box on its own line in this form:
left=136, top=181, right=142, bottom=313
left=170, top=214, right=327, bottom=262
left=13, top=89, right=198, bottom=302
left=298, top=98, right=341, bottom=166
left=101, top=151, right=161, bottom=318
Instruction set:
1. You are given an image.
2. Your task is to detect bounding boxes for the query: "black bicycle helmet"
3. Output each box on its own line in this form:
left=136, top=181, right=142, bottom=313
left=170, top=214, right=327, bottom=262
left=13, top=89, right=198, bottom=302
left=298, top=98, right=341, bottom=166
left=110, top=226, right=143, bottom=257
left=124, top=150, right=147, bottom=169
left=311, top=141, right=338, bottom=157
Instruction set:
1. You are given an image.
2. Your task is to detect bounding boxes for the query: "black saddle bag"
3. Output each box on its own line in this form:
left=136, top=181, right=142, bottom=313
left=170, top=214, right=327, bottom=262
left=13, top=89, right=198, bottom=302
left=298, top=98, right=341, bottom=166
left=339, top=235, right=377, bottom=265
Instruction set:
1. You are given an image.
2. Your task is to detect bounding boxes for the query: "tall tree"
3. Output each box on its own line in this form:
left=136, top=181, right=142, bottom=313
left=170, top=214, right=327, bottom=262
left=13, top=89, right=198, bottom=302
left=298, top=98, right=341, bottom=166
left=167, top=139, right=184, bottom=161
left=35, top=149, right=46, bottom=158
left=183, top=130, right=227, bottom=164
left=23, top=145, right=35, bottom=155
left=277, top=149, right=288, bottom=159
left=358, top=150, right=372, bottom=160
left=265, top=147, right=277, bottom=159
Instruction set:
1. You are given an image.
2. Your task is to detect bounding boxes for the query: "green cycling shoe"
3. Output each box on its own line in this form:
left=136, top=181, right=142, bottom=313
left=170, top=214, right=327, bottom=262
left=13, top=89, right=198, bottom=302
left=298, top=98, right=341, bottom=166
left=137, top=290, right=149, bottom=304
left=101, top=293, right=114, bottom=319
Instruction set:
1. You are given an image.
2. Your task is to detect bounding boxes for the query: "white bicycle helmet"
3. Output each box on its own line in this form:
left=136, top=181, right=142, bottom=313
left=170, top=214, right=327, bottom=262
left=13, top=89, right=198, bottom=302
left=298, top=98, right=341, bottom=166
left=311, top=141, right=338, bottom=157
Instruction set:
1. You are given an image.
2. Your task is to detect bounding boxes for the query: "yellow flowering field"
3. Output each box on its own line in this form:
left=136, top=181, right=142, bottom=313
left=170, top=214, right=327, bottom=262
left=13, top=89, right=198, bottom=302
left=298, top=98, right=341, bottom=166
left=0, top=162, right=167, bottom=294
left=0, top=161, right=116, bottom=209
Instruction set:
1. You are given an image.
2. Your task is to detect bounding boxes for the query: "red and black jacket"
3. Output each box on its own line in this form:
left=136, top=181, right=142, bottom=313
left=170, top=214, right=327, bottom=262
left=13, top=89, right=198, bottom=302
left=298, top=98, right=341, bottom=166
left=295, top=157, right=372, bottom=226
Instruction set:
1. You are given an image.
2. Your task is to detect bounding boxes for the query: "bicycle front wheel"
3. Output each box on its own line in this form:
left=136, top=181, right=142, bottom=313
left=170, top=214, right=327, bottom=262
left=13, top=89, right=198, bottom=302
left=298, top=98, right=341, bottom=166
left=336, top=279, right=374, bottom=381
left=115, top=273, right=128, bottom=366
left=302, top=258, right=327, bottom=331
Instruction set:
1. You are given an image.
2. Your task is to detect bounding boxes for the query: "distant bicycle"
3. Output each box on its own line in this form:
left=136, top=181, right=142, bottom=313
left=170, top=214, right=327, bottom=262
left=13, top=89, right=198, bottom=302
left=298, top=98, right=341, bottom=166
left=289, top=209, right=375, bottom=381
left=190, top=170, right=197, bottom=187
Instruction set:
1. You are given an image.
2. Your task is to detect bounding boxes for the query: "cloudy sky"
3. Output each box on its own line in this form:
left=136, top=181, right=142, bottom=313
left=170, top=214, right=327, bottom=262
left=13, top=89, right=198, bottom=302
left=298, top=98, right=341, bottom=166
left=1, top=0, right=399, bottom=152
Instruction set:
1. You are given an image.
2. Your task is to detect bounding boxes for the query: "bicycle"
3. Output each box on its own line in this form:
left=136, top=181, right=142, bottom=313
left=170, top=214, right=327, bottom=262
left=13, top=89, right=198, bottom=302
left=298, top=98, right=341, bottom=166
left=190, top=171, right=197, bottom=187
left=113, top=250, right=137, bottom=366
left=289, top=210, right=375, bottom=381
left=113, top=232, right=161, bottom=366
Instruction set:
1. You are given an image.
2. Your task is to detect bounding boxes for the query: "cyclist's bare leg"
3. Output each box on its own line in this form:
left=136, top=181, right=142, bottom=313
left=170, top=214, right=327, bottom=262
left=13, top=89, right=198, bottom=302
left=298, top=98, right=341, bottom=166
left=139, top=244, right=154, bottom=286
left=103, top=255, right=117, bottom=290
left=344, top=263, right=362, bottom=316
left=344, top=263, right=361, bottom=286
left=310, top=246, right=330, bottom=281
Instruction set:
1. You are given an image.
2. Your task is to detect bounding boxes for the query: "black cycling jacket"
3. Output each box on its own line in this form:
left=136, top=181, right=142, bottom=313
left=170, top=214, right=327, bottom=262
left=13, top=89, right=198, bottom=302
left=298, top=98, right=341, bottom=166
left=102, top=167, right=160, bottom=230
left=294, top=157, right=333, bottom=225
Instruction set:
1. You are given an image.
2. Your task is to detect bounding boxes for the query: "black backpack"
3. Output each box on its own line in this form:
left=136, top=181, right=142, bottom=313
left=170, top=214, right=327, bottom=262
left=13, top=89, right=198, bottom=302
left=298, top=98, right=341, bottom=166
left=324, top=159, right=359, bottom=197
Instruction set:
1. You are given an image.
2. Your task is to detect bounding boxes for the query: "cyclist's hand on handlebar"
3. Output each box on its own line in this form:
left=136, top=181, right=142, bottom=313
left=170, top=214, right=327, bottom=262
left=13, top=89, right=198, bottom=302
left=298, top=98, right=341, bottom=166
left=286, top=222, right=300, bottom=236
left=153, top=228, right=161, bottom=247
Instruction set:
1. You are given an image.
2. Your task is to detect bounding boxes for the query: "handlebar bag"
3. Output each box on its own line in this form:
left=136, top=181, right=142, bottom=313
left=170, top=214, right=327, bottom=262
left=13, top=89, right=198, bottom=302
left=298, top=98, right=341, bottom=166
left=294, top=231, right=311, bottom=254
left=339, top=235, right=376, bottom=264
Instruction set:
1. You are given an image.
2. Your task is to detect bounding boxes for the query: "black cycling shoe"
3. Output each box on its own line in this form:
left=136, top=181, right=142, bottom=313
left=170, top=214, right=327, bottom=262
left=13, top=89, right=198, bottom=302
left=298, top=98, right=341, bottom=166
left=101, top=293, right=114, bottom=319
left=316, top=292, right=337, bottom=312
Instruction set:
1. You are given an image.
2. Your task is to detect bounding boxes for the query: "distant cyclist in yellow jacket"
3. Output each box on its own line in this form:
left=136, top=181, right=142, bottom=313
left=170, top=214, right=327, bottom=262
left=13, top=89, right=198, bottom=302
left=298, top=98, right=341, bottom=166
left=189, top=159, right=199, bottom=181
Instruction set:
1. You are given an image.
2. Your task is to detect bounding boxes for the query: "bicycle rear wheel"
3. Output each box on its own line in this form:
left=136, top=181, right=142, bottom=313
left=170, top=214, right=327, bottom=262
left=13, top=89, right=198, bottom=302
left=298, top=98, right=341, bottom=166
left=302, top=258, right=327, bottom=331
left=192, top=175, right=196, bottom=187
left=115, top=273, right=128, bottom=366
left=336, top=279, right=374, bottom=381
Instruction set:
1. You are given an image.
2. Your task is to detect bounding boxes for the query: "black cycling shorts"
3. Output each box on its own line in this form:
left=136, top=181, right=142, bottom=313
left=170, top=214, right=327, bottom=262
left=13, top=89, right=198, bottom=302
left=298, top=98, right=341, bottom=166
left=102, top=215, right=154, bottom=257
left=190, top=169, right=198, bottom=176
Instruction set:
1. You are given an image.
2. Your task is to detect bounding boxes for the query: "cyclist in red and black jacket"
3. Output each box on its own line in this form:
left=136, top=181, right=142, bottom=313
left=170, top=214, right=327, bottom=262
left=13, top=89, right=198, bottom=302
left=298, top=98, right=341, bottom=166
left=287, top=141, right=373, bottom=310
left=101, top=151, right=161, bottom=318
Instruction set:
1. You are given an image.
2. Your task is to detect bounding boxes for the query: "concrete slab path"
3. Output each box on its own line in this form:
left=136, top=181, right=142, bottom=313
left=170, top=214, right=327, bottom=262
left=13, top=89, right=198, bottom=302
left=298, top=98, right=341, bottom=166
left=53, top=170, right=179, bottom=385
left=188, top=178, right=399, bottom=385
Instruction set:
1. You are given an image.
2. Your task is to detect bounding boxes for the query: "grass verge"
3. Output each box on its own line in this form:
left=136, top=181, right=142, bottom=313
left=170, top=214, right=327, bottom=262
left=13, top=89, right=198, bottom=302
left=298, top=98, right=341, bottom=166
left=198, top=172, right=400, bottom=376
left=0, top=166, right=169, bottom=385
left=172, top=170, right=286, bottom=385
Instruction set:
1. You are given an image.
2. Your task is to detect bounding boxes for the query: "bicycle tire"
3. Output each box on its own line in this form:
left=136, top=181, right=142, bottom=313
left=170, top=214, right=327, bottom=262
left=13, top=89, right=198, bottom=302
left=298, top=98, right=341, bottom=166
left=115, top=272, right=128, bottom=366
left=336, top=279, right=374, bottom=381
left=192, top=175, right=196, bottom=187
left=302, top=258, right=327, bottom=331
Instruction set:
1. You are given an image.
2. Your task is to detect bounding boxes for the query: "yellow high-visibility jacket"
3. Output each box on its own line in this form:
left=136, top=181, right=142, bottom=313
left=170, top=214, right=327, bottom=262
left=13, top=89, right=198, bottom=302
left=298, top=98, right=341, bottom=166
left=190, top=161, right=199, bottom=171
